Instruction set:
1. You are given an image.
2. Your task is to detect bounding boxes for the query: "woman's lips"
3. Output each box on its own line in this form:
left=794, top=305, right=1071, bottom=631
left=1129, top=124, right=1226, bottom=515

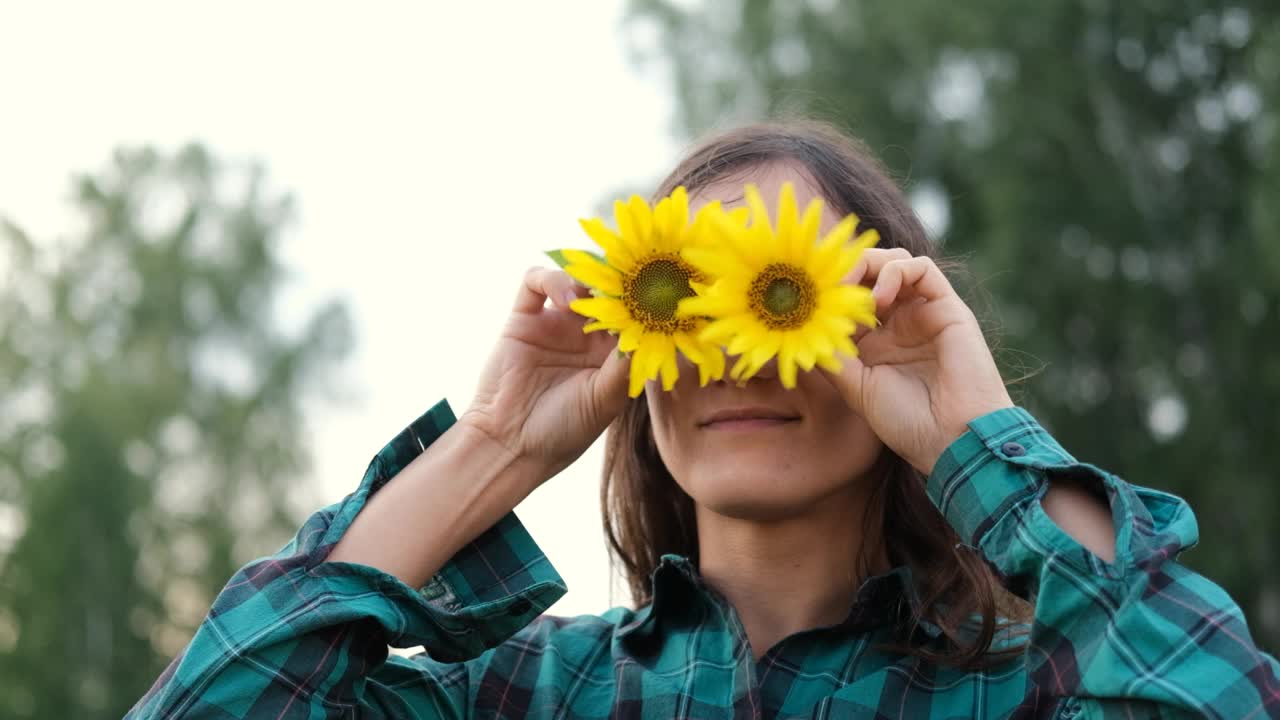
left=698, top=407, right=801, bottom=430
left=701, top=417, right=799, bottom=430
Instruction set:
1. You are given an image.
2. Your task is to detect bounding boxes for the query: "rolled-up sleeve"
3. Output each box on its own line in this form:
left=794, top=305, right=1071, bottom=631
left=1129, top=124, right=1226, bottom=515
left=929, top=407, right=1280, bottom=718
left=127, top=399, right=566, bottom=719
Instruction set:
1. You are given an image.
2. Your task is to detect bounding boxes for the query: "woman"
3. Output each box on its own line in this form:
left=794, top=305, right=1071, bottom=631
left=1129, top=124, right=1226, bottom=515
left=128, top=121, right=1279, bottom=719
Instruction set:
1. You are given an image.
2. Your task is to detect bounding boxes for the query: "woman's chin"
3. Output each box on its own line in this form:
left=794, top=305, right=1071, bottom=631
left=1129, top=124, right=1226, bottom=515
left=684, top=468, right=839, bottom=522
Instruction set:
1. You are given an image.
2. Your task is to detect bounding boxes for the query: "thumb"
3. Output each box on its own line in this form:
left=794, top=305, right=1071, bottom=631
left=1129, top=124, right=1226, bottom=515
left=591, top=343, right=632, bottom=420
left=825, top=354, right=869, bottom=415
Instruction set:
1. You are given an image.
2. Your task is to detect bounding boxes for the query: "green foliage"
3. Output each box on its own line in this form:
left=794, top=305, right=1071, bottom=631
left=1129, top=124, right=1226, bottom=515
left=0, top=145, right=351, bottom=718
left=629, top=0, right=1280, bottom=650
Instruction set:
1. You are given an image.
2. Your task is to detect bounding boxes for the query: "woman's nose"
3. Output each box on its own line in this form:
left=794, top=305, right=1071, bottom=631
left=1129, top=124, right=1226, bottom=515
left=749, top=356, right=779, bottom=381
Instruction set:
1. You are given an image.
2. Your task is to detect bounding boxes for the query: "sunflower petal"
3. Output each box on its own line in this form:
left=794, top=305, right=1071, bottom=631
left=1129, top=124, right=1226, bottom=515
left=618, top=324, right=644, bottom=353
left=833, top=331, right=858, bottom=358
left=810, top=217, right=859, bottom=283
left=726, top=325, right=769, bottom=358
left=628, top=347, right=650, bottom=398
left=819, top=285, right=876, bottom=318
left=669, top=186, right=690, bottom=242
left=660, top=347, right=679, bottom=391
left=571, top=295, right=630, bottom=323
left=822, top=240, right=878, bottom=289
left=679, top=289, right=748, bottom=319
left=821, top=284, right=877, bottom=328
left=816, top=352, right=844, bottom=373
left=677, top=294, right=717, bottom=319
left=797, top=197, right=823, bottom=254
left=564, top=260, right=624, bottom=296
left=687, top=200, right=726, bottom=246
left=745, top=183, right=773, bottom=235
left=735, top=333, right=781, bottom=381
left=640, top=334, right=670, bottom=385
left=562, top=248, right=608, bottom=267
left=826, top=254, right=860, bottom=290
left=698, top=313, right=756, bottom=345
left=794, top=339, right=816, bottom=371
left=578, top=217, right=635, bottom=272
left=627, top=195, right=655, bottom=249
left=725, top=206, right=750, bottom=227
left=614, top=199, right=636, bottom=247
left=682, top=245, right=736, bottom=279
left=816, top=213, right=857, bottom=249
left=697, top=340, right=725, bottom=385
left=820, top=313, right=857, bottom=338
left=852, top=227, right=880, bottom=253
left=806, top=328, right=835, bottom=359
left=778, top=333, right=799, bottom=389
left=776, top=182, right=799, bottom=263
left=652, top=194, right=674, bottom=250
left=711, top=213, right=766, bottom=270
left=672, top=331, right=705, bottom=365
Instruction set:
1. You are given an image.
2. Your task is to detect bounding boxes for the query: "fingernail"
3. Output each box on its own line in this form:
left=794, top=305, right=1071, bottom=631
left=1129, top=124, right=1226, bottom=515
left=563, top=291, right=578, bottom=307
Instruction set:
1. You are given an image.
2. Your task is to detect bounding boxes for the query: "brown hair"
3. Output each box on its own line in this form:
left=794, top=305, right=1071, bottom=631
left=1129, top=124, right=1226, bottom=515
left=600, top=118, right=1029, bottom=669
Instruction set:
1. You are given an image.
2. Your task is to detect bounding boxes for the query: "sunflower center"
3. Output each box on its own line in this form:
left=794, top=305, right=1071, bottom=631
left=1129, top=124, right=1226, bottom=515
left=624, top=254, right=701, bottom=333
left=749, top=263, right=816, bottom=329
left=764, top=278, right=802, bottom=315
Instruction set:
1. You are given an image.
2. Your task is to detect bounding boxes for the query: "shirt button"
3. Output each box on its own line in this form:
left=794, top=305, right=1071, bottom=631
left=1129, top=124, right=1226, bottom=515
left=1000, top=441, right=1027, bottom=457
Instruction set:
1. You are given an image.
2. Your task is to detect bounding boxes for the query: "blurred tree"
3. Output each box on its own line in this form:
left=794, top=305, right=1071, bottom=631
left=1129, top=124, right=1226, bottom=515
left=629, top=0, right=1280, bottom=650
left=0, top=145, right=351, bottom=719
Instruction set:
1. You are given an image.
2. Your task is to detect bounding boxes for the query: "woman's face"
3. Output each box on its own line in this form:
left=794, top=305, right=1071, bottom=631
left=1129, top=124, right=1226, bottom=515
left=646, top=164, right=884, bottom=521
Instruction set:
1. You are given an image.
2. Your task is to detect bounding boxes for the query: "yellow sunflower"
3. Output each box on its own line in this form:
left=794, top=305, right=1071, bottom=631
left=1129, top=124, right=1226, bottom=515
left=677, top=182, right=879, bottom=389
left=554, top=187, right=727, bottom=397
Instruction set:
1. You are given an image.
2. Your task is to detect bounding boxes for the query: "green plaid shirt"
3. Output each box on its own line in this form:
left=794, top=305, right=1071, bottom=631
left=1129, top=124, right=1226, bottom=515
left=128, top=401, right=1279, bottom=719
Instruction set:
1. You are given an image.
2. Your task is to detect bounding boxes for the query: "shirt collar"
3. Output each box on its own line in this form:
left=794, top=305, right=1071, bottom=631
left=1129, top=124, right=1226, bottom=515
left=616, top=554, right=943, bottom=647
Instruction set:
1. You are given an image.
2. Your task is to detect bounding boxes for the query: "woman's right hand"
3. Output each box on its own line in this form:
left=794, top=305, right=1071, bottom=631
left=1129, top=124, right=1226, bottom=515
left=460, top=267, right=631, bottom=489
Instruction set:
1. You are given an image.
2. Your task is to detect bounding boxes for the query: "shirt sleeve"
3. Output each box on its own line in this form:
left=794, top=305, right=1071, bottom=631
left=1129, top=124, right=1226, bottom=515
left=126, top=399, right=566, bottom=719
left=928, top=407, right=1280, bottom=718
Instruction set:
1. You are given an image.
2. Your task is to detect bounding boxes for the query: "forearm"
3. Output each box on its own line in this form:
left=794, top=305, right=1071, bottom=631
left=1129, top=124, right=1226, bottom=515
left=129, top=400, right=570, bottom=717
left=1041, top=476, right=1115, bottom=563
left=327, top=418, right=543, bottom=588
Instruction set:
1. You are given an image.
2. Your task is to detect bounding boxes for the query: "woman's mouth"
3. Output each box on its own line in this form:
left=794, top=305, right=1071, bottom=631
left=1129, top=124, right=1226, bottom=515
left=698, top=406, right=801, bottom=431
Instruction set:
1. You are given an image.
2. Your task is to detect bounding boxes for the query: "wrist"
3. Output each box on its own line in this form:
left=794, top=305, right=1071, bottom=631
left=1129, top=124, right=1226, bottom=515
left=920, top=397, right=1016, bottom=475
left=326, top=413, right=545, bottom=588
left=452, top=413, right=549, bottom=496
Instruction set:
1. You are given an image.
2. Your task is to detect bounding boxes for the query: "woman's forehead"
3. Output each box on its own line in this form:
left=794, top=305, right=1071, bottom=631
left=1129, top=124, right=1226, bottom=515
left=688, top=163, right=832, bottom=228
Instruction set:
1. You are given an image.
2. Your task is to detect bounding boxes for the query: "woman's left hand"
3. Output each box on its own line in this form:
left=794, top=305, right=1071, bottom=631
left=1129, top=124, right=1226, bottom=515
left=826, top=248, right=1013, bottom=475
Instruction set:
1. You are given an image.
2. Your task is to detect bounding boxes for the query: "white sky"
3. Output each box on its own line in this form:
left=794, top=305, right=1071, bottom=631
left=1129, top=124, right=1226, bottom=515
left=0, top=1, right=682, bottom=615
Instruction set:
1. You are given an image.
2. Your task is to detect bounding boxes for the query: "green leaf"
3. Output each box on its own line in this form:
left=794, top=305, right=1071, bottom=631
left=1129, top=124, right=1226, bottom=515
left=545, top=249, right=571, bottom=268
left=545, top=248, right=606, bottom=268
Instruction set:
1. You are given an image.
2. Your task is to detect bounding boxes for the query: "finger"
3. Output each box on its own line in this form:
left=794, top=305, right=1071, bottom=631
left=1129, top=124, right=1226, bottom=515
left=871, top=256, right=954, bottom=312
left=591, top=340, right=632, bottom=418
left=513, top=267, right=585, bottom=313
left=557, top=277, right=593, bottom=310
left=845, top=247, right=912, bottom=287
left=848, top=326, right=898, bottom=361
left=852, top=323, right=873, bottom=345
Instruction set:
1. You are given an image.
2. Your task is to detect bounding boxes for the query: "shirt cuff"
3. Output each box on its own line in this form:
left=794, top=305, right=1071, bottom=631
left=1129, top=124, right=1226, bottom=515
left=926, top=407, right=1073, bottom=544
left=927, top=405, right=1204, bottom=580
left=926, top=406, right=1138, bottom=581
left=307, top=398, right=567, bottom=660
